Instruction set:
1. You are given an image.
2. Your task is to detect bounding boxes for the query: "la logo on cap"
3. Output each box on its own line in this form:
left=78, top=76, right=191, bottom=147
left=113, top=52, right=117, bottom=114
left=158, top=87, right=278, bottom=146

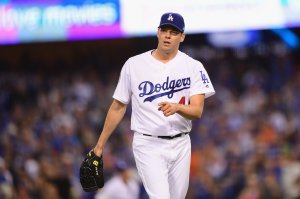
left=167, top=14, right=173, bottom=21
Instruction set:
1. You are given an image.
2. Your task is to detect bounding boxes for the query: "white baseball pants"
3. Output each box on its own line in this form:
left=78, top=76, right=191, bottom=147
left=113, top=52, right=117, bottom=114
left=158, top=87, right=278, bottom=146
left=132, top=132, right=191, bottom=199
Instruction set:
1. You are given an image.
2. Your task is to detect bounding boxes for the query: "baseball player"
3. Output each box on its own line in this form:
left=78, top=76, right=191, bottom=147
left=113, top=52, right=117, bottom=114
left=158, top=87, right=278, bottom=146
left=93, top=12, right=215, bottom=199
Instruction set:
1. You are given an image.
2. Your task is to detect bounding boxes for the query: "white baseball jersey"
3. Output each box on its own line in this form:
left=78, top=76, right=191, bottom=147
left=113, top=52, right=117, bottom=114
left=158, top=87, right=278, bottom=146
left=113, top=50, right=215, bottom=136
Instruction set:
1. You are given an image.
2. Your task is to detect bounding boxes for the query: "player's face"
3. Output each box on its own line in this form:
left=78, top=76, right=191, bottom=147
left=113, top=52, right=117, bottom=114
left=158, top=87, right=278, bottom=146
left=157, top=26, right=185, bottom=53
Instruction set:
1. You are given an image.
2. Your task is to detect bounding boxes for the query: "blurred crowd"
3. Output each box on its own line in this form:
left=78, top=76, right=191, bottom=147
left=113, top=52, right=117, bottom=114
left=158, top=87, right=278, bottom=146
left=0, top=35, right=300, bottom=199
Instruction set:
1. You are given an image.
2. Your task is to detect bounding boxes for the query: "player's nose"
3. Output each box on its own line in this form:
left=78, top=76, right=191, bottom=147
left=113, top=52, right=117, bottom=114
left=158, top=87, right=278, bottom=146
left=164, top=31, right=171, bottom=38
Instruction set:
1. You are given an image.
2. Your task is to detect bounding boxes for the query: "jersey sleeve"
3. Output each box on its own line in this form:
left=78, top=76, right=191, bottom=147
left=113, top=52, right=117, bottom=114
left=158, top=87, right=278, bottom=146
left=112, top=59, right=132, bottom=104
left=190, top=61, right=215, bottom=98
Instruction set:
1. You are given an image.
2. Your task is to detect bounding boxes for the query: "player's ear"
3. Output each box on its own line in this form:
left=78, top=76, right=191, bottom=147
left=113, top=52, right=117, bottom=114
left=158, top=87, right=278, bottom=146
left=180, top=33, right=185, bottom=42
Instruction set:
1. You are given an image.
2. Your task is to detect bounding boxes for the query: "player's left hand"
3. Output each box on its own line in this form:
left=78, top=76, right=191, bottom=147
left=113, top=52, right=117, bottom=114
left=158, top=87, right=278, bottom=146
left=158, top=102, right=178, bottom=117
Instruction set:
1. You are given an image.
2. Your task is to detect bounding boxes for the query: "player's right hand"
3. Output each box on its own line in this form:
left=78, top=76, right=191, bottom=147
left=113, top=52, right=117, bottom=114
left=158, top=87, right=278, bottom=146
left=80, top=150, right=104, bottom=192
left=93, top=146, right=103, bottom=157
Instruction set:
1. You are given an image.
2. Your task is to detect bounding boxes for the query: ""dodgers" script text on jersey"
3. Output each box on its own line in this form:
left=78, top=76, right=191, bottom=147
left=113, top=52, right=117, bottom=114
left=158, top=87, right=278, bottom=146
left=138, top=76, right=191, bottom=102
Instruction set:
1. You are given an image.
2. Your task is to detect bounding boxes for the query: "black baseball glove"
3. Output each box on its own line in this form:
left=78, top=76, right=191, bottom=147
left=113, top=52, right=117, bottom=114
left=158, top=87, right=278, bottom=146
left=79, top=150, right=104, bottom=192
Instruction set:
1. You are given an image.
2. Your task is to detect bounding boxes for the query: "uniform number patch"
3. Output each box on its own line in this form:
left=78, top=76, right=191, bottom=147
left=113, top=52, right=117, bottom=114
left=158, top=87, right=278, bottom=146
left=179, top=96, right=185, bottom=105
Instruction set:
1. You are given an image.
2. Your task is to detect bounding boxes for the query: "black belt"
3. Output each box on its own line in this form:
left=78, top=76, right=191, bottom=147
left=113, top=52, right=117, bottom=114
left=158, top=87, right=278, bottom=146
left=142, top=132, right=189, bottom=140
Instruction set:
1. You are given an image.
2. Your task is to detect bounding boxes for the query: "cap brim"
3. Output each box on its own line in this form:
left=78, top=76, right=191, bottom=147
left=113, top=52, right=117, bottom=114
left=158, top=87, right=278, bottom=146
left=158, top=23, right=183, bottom=32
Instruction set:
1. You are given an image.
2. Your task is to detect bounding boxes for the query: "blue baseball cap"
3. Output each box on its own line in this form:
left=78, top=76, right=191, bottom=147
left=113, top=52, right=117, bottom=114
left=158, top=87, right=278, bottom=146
left=158, top=12, right=185, bottom=32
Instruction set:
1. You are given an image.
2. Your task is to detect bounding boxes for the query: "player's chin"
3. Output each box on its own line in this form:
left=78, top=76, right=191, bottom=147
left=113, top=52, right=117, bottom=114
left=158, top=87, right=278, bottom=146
left=161, top=46, right=174, bottom=53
